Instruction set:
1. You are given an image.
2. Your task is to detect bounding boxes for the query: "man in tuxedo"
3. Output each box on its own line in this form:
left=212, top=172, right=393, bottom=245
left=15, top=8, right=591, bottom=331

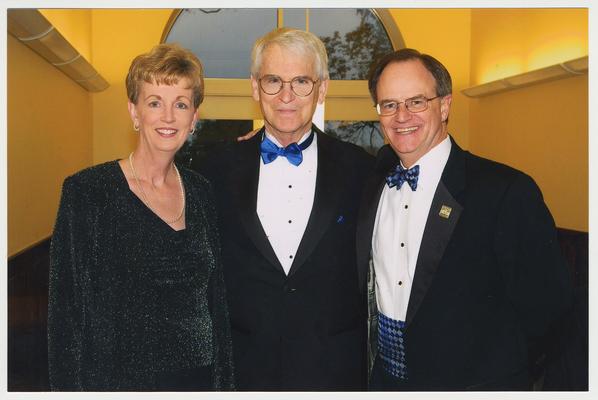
left=199, top=28, right=373, bottom=390
left=356, top=48, right=573, bottom=390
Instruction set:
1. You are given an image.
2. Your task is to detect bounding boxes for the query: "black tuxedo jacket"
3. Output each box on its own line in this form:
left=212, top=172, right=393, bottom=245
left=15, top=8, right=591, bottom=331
left=199, top=125, right=374, bottom=390
left=356, top=137, right=573, bottom=390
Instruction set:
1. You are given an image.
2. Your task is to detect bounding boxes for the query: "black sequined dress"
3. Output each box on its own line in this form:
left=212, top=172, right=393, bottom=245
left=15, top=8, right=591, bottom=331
left=48, top=161, right=234, bottom=391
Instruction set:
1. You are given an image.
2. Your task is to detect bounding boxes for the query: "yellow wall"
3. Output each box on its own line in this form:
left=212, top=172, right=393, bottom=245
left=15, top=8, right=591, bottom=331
left=468, top=9, right=588, bottom=231
left=7, top=35, right=93, bottom=256
left=40, top=9, right=92, bottom=62
left=389, top=9, right=471, bottom=149
left=470, top=9, right=588, bottom=84
left=91, top=9, right=173, bottom=164
left=469, top=76, right=587, bottom=231
left=38, top=9, right=176, bottom=166
left=7, top=8, right=588, bottom=256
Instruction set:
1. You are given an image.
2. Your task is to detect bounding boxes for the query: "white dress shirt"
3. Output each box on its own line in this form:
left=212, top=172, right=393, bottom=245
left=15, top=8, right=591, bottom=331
left=372, top=136, right=451, bottom=321
left=257, top=130, right=318, bottom=274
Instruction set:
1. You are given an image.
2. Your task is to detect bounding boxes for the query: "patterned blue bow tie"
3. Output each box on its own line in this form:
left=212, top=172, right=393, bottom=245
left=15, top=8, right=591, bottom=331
left=386, top=164, right=420, bottom=191
left=260, top=131, right=315, bottom=166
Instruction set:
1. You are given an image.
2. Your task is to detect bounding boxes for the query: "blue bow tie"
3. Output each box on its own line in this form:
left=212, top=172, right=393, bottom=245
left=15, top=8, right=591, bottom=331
left=260, top=131, right=315, bottom=166
left=386, top=164, right=420, bottom=191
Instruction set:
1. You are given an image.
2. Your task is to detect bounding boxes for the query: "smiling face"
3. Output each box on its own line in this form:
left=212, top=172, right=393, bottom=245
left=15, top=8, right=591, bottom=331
left=251, top=44, right=328, bottom=146
left=376, top=60, right=452, bottom=167
left=128, top=79, right=197, bottom=156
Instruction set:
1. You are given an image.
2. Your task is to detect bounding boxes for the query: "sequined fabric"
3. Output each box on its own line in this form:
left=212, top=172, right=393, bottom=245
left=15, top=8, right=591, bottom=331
left=48, top=161, right=234, bottom=391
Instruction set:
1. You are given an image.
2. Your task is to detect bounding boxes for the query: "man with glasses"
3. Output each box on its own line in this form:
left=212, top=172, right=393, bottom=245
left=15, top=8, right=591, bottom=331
left=199, top=28, right=373, bottom=390
left=356, top=48, right=573, bottom=390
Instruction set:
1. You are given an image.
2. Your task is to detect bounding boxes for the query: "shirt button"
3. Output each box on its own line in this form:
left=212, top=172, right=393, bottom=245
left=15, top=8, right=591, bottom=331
left=289, top=255, right=293, bottom=259
left=400, top=243, right=405, bottom=247
left=404, top=205, right=409, bottom=209
left=288, top=185, right=292, bottom=188
left=398, top=281, right=403, bottom=286
left=288, top=220, right=292, bottom=224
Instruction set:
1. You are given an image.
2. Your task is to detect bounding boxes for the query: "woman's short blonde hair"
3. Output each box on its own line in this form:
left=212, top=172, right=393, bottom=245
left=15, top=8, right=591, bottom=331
left=126, top=43, right=204, bottom=109
left=251, top=28, right=329, bottom=81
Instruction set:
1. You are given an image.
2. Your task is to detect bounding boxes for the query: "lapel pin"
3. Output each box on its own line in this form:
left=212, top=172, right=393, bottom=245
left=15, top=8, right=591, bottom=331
left=439, top=205, right=452, bottom=219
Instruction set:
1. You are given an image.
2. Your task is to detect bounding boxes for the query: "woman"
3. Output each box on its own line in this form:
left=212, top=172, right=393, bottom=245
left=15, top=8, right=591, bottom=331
left=47, top=43, right=233, bottom=391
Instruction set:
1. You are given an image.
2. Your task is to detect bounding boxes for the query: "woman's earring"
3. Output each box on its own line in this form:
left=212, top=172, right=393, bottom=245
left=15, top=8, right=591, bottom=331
left=133, top=122, right=140, bottom=132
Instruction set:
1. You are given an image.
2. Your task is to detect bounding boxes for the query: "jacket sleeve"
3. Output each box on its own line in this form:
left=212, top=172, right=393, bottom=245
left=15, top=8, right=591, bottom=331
left=493, top=173, right=574, bottom=339
left=47, top=176, right=92, bottom=390
left=203, top=181, right=235, bottom=390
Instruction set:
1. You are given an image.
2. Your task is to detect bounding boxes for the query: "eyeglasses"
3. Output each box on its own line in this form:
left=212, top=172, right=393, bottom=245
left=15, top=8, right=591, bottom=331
left=258, top=74, right=319, bottom=97
left=375, top=95, right=440, bottom=116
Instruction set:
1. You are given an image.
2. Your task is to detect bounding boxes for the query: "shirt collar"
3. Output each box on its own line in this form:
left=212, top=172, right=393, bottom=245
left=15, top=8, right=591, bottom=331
left=401, top=135, right=451, bottom=190
left=264, top=129, right=313, bottom=148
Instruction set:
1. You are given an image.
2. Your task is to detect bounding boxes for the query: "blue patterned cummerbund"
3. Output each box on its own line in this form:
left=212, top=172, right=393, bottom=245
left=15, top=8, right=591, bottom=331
left=377, top=312, right=408, bottom=380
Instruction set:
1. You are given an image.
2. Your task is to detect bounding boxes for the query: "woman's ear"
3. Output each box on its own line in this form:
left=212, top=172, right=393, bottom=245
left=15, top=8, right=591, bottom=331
left=128, top=101, right=139, bottom=125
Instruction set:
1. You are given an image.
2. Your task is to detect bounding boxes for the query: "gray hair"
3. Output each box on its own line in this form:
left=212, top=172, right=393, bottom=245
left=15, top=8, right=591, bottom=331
left=251, top=27, right=329, bottom=80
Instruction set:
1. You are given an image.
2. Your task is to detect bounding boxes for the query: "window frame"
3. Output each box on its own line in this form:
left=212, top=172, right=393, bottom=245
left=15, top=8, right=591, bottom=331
left=161, top=8, right=404, bottom=122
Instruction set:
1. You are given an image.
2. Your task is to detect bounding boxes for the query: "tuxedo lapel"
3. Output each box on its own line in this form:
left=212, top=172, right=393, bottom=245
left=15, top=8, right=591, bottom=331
left=356, top=174, right=387, bottom=294
left=405, top=139, right=466, bottom=326
left=288, top=127, right=343, bottom=276
left=357, top=145, right=399, bottom=294
left=231, top=130, right=285, bottom=273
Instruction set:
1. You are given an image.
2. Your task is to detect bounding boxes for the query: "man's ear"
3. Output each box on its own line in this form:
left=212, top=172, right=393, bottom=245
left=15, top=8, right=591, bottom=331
left=251, top=75, right=260, bottom=102
left=317, top=79, right=329, bottom=105
left=440, top=94, right=452, bottom=123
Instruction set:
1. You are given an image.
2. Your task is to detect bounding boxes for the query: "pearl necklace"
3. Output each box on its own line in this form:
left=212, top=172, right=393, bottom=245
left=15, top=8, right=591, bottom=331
left=128, top=152, right=185, bottom=224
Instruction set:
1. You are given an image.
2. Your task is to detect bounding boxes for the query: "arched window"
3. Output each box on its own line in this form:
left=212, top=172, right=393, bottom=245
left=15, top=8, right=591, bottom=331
left=162, top=8, right=403, bottom=164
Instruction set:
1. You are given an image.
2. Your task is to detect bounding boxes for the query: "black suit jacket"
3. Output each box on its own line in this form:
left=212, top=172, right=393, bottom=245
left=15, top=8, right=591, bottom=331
left=356, top=137, right=573, bottom=390
left=199, top=125, right=374, bottom=390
